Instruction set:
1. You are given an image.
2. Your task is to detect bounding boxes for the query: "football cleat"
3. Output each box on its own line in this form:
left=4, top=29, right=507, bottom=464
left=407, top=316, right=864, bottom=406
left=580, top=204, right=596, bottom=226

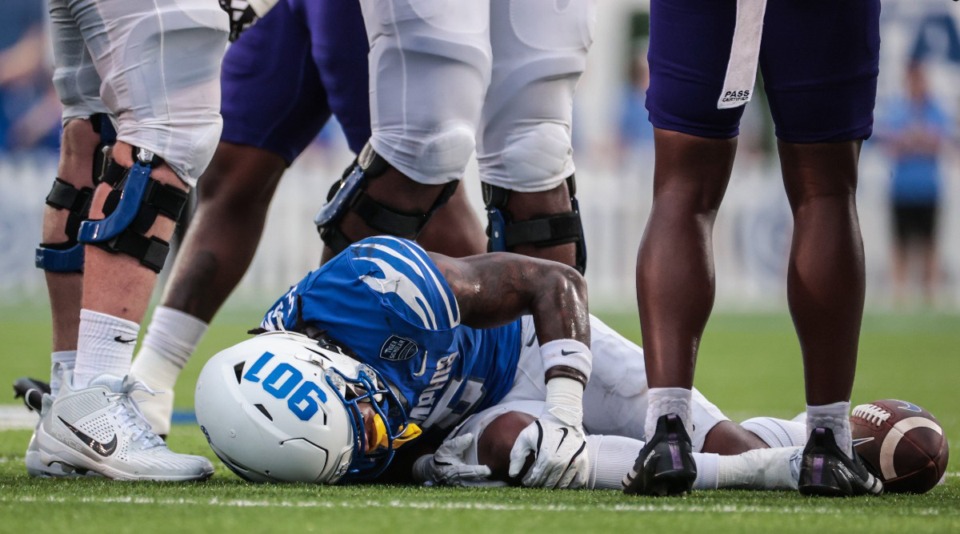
left=34, top=373, right=213, bottom=481
left=25, top=393, right=95, bottom=478
left=798, top=427, right=883, bottom=497
left=623, top=414, right=697, bottom=496
left=13, top=377, right=50, bottom=413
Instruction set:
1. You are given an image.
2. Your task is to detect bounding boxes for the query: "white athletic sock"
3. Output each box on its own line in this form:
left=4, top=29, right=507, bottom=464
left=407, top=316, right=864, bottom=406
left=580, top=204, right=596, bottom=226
left=645, top=387, right=693, bottom=440
left=73, top=309, right=140, bottom=389
left=131, top=306, right=207, bottom=390
left=584, top=434, right=719, bottom=490
left=50, top=350, right=76, bottom=397
left=741, top=417, right=808, bottom=447
left=717, top=446, right=802, bottom=490
left=806, top=401, right=853, bottom=458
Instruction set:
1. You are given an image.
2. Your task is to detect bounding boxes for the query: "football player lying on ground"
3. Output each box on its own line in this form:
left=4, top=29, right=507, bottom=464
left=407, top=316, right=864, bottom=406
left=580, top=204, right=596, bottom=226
left=195, top=236, right=815, bottom=491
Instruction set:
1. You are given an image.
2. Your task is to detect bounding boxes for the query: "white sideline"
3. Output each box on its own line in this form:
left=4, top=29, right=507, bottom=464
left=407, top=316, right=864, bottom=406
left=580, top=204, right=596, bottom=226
left=0, top=495, right=954, bottom=516
left=0, top=406, right=37, bottom=430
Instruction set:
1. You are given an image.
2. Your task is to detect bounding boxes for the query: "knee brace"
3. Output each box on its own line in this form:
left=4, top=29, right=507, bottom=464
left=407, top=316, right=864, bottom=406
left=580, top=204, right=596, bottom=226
left=35, top=114, right=116, bottom=273
left=483, top=175, right=587, bottom=273
left=314, top=143, right=458, bottom=255
left=77, top=147, right=190, bottom=273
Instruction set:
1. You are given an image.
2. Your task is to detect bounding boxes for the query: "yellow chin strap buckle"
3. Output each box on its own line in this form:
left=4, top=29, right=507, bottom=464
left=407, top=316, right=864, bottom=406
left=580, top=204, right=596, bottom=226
left=371, top=414, right=422, bottom=452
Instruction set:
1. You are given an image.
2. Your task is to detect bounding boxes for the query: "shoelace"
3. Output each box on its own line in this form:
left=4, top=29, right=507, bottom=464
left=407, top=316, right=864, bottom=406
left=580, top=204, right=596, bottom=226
left=106, top=378, right=165, bottom=449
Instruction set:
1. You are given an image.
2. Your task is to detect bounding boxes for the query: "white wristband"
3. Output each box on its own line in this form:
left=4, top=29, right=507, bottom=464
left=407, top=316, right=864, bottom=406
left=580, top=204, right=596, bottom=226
left=540, top=339, right=592, bottom=380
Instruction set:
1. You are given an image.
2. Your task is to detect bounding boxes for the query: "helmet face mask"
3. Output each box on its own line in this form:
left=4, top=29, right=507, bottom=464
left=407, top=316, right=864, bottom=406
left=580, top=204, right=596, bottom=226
left=195, top=331, right=417, bottom=484
left=322, top=359, right=412, bottom=481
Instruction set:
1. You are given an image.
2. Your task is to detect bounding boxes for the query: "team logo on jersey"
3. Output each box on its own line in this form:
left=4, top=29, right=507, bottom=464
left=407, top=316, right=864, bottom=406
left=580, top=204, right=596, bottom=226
left=380, top=335, right=419, bottom=362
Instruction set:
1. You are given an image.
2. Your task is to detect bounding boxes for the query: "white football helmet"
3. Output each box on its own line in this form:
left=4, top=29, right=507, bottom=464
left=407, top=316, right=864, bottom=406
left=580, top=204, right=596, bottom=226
left=195, top=331, right=418, bottom=484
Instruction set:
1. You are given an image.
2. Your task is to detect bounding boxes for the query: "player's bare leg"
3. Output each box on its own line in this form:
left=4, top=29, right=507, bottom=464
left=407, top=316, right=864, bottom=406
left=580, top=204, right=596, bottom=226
left=414, top=180, right=487, bottom=259
left=636, top=130, right=737, bottom=390
left=779, top=139, right=882, bottom=496
left=80, top=141, right=183, bottom=321
left=779, top=140, right=864, bottom=409
left=629, top=129, right=737, bottom=495
left=158, top=143, right=285, bottom=322
left=43, top=119, right=100, bottom=362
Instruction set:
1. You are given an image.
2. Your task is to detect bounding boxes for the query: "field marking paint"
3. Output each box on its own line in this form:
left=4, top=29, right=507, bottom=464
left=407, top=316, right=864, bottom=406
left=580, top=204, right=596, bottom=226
left=0, top=495, right=953, bottom=516
left=0, top=406, right=37, bottom=430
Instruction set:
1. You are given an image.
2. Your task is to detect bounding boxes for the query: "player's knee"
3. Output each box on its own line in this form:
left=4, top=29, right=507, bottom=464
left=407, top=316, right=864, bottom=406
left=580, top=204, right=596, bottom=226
left=374, top=125, right=475, bottom=185
left=498, top=123, right=572, bottom=191
left=477, top=411, right=536, bottom=484
left=77, top=148, right=190, bottom=273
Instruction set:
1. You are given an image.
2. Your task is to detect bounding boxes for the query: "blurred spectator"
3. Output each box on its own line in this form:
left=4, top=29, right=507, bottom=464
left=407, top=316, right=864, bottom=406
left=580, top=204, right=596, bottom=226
left=0, top=0, right=61, bottom=153
left=616, top=51, right=654, bottom=169
left=875, top=61, right=954, bottom=308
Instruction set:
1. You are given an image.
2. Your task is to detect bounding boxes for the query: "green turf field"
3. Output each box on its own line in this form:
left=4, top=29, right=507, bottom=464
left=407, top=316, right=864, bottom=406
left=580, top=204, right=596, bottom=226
left=1, top=306, right=958, bottom=533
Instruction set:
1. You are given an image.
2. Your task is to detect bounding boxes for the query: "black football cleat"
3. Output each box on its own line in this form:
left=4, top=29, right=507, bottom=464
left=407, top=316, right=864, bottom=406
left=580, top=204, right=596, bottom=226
left=623, top=414, right=697, bottom=496
left=799, top=427, right=883, bottom=497
left=13, top=377, right=51, bottom=413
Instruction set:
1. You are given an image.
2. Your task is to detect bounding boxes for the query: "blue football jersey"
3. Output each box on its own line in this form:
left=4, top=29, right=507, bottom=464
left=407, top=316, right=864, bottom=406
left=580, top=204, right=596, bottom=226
left=261, top=236, right=523, bottom=433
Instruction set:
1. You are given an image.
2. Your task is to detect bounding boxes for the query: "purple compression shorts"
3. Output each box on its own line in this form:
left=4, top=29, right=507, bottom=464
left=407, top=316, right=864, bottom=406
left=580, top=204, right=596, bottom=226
left=646, top=0, right=881, bottom=143
left=219, top=0, right=370, bottom=163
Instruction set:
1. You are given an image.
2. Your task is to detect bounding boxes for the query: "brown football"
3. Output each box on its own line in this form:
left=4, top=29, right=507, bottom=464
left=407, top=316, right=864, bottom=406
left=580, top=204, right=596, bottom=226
left=850, top=399, right=949, bottom=494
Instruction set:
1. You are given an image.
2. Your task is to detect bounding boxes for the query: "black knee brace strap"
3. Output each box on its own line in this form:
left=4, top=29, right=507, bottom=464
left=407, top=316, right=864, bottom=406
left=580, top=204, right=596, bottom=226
left=483, top=175, right=587, bottom=273
left=317, top=145, right=459, bottom=255
left=89, top=156, right=189, bottom=273
left=35, top=179, right=95, bottom=272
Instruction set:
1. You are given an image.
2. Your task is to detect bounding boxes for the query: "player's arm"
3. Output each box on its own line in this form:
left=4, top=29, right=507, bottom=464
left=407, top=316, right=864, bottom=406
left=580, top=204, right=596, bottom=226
left=430, top=251, right=592, bottom=488
left=429, top=251, right=590, bottom=346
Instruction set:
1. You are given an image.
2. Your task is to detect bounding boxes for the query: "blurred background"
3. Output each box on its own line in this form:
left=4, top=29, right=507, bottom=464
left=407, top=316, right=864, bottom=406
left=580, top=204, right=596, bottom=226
left=0, top=0, right=958, bottom=315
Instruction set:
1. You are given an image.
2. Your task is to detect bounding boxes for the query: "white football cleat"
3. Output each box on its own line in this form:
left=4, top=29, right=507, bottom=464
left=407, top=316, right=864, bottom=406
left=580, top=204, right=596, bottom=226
left=26, top=394, right=94, bottom=477
left=35, top=373, right=213, bottom=481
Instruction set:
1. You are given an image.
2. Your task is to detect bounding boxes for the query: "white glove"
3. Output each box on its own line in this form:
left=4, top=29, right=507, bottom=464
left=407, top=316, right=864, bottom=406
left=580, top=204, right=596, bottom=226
left=508, top=378, right=589, bottom=489
left=218, top=0, right=278, bottom=42
left=411, top=434, right=498, bottom=487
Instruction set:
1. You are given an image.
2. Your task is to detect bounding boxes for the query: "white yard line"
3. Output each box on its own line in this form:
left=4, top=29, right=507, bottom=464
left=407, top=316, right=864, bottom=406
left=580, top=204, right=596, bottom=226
left=0, top=495, right=954, bottom=516
left=0, top=406, right=37, bottom=430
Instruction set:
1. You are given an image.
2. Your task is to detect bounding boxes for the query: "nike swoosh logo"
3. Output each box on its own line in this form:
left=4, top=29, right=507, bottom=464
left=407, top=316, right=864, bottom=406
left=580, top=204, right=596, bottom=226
left=560, top=350, right=578, bottom=356
left=412, top=351, right=429, bottom=378
left=114, top=336, right=136, bottom=344
left=852, top=437, right=874, bottom=448
left=556, top=427, right=569, bottom=451
left=525, top=332, right=537, bottom=348
left=58, top=416, right=118, bottom=457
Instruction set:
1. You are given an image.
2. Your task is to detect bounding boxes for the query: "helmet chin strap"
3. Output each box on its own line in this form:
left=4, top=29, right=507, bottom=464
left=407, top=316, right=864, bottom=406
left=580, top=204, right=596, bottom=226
left=370, top=414, right=422, bottom=452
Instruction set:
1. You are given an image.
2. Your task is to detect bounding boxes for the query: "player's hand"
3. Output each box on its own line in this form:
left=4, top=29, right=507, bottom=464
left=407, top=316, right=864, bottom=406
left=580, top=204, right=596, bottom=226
left=411, top=434, right=496, bottom=487
left=218, top=0, right=278, bottom=42
left=508, top=407, right=589, bottom=489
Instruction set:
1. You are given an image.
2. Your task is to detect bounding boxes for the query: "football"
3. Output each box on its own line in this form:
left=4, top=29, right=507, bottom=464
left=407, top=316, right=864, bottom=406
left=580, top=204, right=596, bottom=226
left=850, top=399, right=949, bottom=494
